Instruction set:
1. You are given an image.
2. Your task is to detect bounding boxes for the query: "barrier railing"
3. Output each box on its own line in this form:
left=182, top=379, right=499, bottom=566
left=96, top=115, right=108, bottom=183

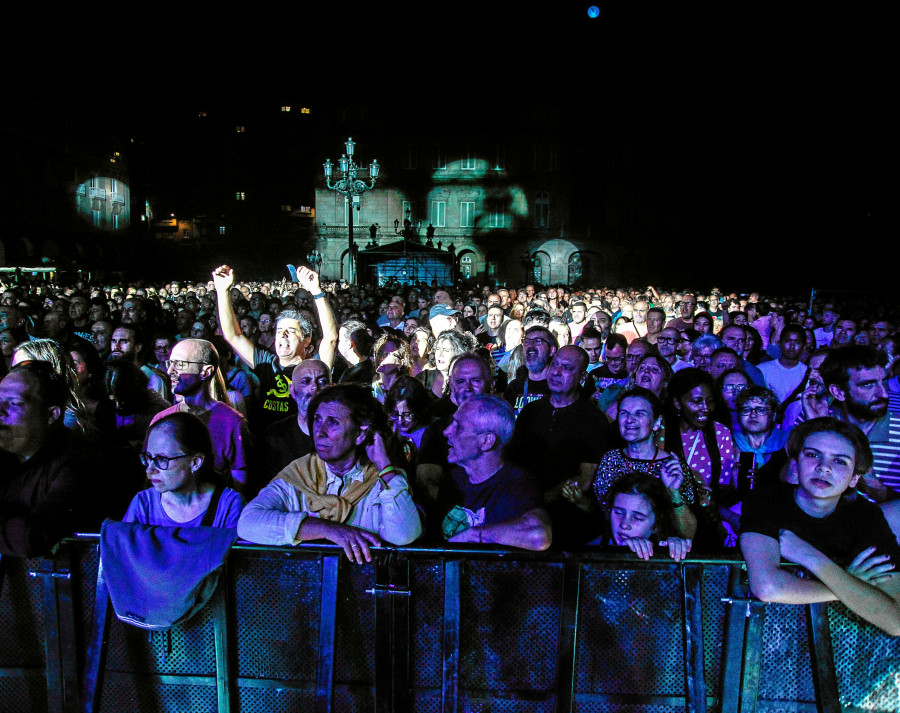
left=2, top=540, right=899, bottom=713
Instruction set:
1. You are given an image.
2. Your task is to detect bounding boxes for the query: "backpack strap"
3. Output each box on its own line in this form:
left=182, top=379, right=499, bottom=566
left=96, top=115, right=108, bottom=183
left=201, top=486, right=225, bottom=528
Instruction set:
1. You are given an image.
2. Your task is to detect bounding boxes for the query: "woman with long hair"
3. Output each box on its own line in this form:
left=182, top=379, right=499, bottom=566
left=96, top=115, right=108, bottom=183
left=123, top=412, right=243, bottom=527
left=12, top=338, right=98, bottom=437
left=371, top=333, right=413, bottom=403
left=416, top=330, right=471, bottom=399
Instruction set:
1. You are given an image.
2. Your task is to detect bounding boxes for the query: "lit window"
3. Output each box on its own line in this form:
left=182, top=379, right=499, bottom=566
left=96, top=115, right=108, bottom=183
left=281, top=205, right=292, bottom=212
left=281, top=106, right=291, bottom=112
left=488, top=201, right=506, bottom=228
left=432, top=201, right=446, bottom=228
left=460, top=202, right=475, bottom=228
left=236, top=126, right=245, bottom=133
left=236, top=192, right=246, bottom=201
left=301, top=107, right=310, bottom=114
left=462, top=150, right=476, bottom=170
left=198, top=112, right=207, bottom=118
left=219, top=226, right=226, bottom=235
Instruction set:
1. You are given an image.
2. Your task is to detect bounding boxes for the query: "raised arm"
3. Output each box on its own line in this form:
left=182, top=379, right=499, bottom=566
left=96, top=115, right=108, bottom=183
left=450, top=508, right=552, bottom=551
left=297, top=267, right=337, bottom=369
left=212, top=265, right=256, bottom=368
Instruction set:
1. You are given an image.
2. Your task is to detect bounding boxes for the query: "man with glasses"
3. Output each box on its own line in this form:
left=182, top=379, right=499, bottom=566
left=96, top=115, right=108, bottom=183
left=590, top=334, right=629, bottom=393
left=657, top=327, right=681, bottom=368
left=152, top=339, right=252, bottom=492
left=666, top=294, right=697, bottom=331
left=503, top=325, right=558, bottom=417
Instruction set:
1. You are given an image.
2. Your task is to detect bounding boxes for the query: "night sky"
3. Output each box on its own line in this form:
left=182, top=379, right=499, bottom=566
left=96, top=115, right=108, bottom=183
left=8, top=3, right=893, bottom=291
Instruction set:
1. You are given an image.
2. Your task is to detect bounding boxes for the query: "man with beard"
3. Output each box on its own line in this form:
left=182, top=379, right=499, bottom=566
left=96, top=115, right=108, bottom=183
left=821, top=346, right=899, bottom=499
left=264, top=360, right=331, bottom=480
left=152, top=339, right=252, bottom=491
left=568, top=301, right=589, bottom=341
left=832, top=318, right=858, bottom=347
left=110, top=325, right=170, bottom=401
left=90, top=320, right=114, bottom=361
left=503, top=325, right=558, bottom=417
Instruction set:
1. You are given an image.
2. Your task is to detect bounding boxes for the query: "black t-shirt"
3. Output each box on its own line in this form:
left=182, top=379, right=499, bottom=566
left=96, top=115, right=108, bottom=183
left=444, top=464, right=542, bottom=528
left=263, top=416, right=315, bottom=480
left=740, top=483, right=900, bottom=568
left=508, top=396, right=611, bottom=491
left=503, top=376, right=551, bottom=416
left=252, top=347, right=297, bottom=430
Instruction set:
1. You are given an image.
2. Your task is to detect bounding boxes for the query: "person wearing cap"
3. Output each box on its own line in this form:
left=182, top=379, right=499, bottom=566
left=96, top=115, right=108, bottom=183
left=429, top=303, right=461, bottom=337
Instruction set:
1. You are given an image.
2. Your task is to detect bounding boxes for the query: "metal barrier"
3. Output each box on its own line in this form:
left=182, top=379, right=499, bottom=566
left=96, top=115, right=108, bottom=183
left=2, top=540, right=900, bottom=713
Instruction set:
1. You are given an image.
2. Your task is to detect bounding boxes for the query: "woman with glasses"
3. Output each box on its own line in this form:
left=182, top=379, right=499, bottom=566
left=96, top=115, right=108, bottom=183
left=384, top=375, right=435, bottom=468
left=124, top=412, right=243, bottom=527
left=715, top=368, right=751, bottom=432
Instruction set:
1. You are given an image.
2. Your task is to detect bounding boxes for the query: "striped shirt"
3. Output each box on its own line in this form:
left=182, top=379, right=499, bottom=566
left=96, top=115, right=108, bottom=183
left=866, top=411, right=900, bottom=494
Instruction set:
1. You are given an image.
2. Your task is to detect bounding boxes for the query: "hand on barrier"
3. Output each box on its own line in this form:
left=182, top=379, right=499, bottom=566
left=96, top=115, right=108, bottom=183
left=660, top=537, right=692, bottom=562
left=306, top=520, right=382, bottom=564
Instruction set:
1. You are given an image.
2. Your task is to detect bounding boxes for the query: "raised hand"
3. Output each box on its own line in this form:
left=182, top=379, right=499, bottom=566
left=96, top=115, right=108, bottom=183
left=211, top=265, right=235, bottom=291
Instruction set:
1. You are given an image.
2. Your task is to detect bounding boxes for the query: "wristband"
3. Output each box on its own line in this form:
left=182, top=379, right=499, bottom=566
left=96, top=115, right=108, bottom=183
left=378, top=465, right=399, bottom=479
left=313, top=292, right=326, bottom=300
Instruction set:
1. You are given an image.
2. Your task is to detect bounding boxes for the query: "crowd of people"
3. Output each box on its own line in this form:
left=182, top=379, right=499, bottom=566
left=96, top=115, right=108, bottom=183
left=2, top=266, right=900, bottom=633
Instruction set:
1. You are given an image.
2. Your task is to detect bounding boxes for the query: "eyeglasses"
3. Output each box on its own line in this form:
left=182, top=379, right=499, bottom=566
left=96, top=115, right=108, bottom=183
left=389, top=411, right=415, bottom=423
left=721, top=384, right=747, bottom=394
left=165, top=359, right=205, bottom=371
left=140, top=452, right=192, bottom=470
left=522, top=338, right=552, bottom=347
left=740, top=406, right=772, bottom=416
left=657, top=337, right=678, bottom=344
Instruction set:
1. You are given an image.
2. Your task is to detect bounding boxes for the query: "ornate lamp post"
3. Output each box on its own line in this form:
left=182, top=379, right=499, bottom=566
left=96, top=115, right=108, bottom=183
left=323, top=137, right=379, bottom=285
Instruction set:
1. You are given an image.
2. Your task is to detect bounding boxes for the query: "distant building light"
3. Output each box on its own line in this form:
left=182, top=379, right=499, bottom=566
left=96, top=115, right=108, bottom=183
left=219, top=226, right=226, bottom=234
left=236, top=126, right=246, bottom=133
left=236, top=192, right=246, bottom=201
left=301, top=107, right=311, bottom=114
left=281, top=205, right=292, bottom=212
left=109, top=158, right=116, bottom=163
left=281, top=106, right=291, bottom=112
left=199, top=111, right=208, bottom=118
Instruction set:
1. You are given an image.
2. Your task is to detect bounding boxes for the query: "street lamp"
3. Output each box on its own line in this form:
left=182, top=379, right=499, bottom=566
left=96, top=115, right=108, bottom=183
left=323, top=137, right=379, bottom=285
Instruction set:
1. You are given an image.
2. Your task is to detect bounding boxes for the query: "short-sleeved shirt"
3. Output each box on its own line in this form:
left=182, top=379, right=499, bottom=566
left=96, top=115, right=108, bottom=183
left=740, top=484, right=900, bottom=568
left=123, top=487, right=244, bottom=528
left=253, top=347, right=297, bottom=429
left=445, top=464, right=542, bottom=528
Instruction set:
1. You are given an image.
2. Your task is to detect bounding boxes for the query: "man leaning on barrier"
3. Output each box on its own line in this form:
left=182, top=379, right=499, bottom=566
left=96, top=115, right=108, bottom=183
left=237, top=384, right=421, bottom=563
left=740, top=417, right=900, bottom=636
left=440, top=394, right=552, bottom=551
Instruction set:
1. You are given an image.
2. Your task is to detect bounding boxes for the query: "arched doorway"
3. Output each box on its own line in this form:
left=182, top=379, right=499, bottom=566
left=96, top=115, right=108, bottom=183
left=531, top=251, right=551, bottom=285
